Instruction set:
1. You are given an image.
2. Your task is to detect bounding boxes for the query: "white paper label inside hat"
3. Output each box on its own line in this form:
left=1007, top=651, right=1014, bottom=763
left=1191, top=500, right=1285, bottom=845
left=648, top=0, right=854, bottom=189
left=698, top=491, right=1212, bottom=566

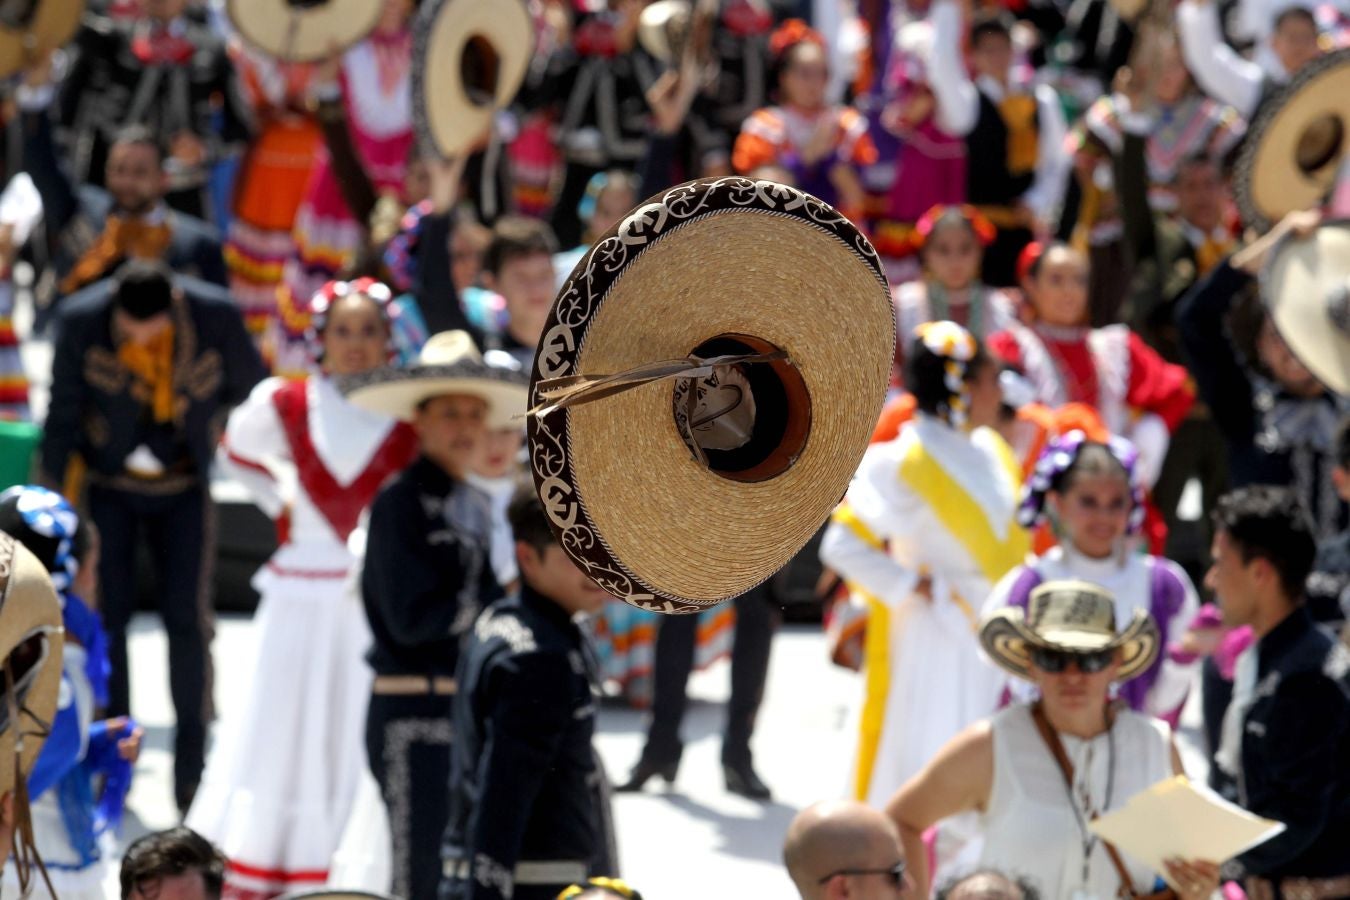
left=672, top=364, right=756, bottom=454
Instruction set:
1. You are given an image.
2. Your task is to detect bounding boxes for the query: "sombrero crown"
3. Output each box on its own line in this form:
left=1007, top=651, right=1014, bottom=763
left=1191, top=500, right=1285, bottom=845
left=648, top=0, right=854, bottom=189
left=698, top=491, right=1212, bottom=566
left=227, top=0, right=381, bottom=62
left=980, top=580, right=1160, bottom=681
left=341, top=330, right=529, bottom=427
left=0, top=530, right=63, bottom=794
left=527, top=177, right=894, bottom=614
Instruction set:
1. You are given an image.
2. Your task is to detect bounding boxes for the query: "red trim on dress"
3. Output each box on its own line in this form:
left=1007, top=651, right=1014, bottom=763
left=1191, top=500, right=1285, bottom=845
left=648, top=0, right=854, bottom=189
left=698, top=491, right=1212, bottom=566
left=272, top=380, right=418, bottom=543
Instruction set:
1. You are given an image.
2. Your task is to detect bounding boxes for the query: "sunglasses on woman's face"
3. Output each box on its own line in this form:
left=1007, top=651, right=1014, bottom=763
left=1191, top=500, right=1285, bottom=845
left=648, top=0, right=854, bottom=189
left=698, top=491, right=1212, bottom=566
left=1030, top=646, right=1116, bottom=674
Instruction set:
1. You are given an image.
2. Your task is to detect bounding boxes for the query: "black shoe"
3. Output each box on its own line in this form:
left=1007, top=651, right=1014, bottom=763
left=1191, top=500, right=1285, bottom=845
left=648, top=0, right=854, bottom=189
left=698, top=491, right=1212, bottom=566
left=615, top=757, right=679, bottom=792
left=724, top=761, right=771, bottom=800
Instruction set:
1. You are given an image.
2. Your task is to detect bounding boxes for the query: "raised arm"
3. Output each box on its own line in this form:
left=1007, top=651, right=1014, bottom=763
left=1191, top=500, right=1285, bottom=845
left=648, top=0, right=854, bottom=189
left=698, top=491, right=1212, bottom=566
left=927, top=0, right=980, bottom=137
left=1176, top=0, right=1265, bottom=117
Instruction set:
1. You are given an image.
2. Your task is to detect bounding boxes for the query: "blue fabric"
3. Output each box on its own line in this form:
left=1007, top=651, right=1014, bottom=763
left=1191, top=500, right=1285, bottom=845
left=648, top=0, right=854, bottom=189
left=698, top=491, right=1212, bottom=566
left=62, top=594, right=109, bottom=708
left=27, top=680, right=81, bottom=800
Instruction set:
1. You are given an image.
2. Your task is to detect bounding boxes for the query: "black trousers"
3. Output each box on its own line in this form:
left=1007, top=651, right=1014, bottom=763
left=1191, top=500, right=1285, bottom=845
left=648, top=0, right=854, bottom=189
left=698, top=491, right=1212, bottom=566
left=90, top=482, right=214, bottom=806
left=367, top=692, right=455, bottom=900
left=1154, top=412, right=1230, bottom=581
left=640, top=583, right=778, bottom=767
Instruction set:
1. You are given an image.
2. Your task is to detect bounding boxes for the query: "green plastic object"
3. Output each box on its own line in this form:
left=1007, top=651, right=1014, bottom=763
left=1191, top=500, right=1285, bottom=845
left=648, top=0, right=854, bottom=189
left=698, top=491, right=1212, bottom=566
left=0, top=420, right=41, bottom=492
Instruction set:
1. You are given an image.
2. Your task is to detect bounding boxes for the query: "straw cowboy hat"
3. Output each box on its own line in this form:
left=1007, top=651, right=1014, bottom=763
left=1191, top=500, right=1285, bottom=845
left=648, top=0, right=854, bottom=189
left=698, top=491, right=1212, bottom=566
left=1260, top=219, right=1350, bottom=394
left=527, top=176, right=894, bottom=614
left=0, top=531, right=63, bottom=796
left=412, top=0, right=533, bottom=159
left=341, top=330, right=529, bottom=427
left=226, top=0, right=382, bottom=62
left=0, top=0, right=83, bottom=80
left=1235, top=48, right=1350, bottom=230
left=980, top=581, right=1160, bottom=682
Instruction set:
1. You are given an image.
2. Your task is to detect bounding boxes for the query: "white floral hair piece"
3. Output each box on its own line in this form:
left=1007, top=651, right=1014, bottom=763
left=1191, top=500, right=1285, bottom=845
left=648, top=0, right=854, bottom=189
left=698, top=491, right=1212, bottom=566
left=915, top=321, right=978, bottom=428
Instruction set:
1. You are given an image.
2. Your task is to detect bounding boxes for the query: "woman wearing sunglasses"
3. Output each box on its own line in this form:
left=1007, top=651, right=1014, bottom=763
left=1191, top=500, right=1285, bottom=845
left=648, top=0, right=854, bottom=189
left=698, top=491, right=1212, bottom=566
left=982, top=433, right=1212, bottom=725
left=887, top=581, right=1220, bottom=900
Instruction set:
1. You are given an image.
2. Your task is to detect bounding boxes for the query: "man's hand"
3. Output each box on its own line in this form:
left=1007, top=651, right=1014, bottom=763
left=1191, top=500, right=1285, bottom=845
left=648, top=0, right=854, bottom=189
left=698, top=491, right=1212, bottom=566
left=427, top=154, right=469, bottom=213
left=1233, top=208, right=1322, bottom=273
left=22, top=50, right=55, bottom=90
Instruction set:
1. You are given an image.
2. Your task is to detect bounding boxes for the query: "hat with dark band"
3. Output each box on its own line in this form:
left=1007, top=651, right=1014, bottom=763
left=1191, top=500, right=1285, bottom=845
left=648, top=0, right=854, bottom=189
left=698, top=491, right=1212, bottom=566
left=226, top=0, right=382, bottom=63
left=527, top=177, right=894, bottom=614
left=980, top=580, right=1160, bottom=682
left=1235, top=48, right=1350, bottom=230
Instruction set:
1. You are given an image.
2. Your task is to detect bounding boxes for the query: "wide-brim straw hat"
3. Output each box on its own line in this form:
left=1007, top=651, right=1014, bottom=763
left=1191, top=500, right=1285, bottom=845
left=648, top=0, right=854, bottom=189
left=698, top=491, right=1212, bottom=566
left=1260, top=219, right=1350, bottom=394
left=1235, top=48, right=1350, bottom=230
left=0, top=0, right=84, bottom=80
left=226, top=0, right=381, bottom=63
left=342, top=330, right=529, bottom=428
left=0, top=531, right=63, bottom=795
left=980, top=580, right=1160, bottom=682
left=412, top=0, right=533, bottom=159
left=527, top=177, right=894, bottom=614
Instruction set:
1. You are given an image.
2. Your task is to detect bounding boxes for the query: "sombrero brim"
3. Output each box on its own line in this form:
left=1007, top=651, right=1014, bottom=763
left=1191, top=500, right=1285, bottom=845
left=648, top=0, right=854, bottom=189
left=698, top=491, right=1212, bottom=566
left=529, top=177, right=894, bottom=614
left=1261, top=220, right=1350, bottom=395
left=1235, top=48, right=1350, bottom=231
left=226, top=0, right=382, bottom=62
left=342, top=363, right=529, bottom=427
left=0, top=536, right=63, bottom=795
left=0, top=0, right=84, bottom=80
left=979, top=606, right=1160, bottom=682
left=413, top=0, right=533, bottom=159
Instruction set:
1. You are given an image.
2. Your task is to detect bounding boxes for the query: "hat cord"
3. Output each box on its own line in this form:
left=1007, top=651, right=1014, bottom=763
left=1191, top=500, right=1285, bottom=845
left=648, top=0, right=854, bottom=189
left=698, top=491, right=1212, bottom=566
left=4, top=657, right=54, bottom=899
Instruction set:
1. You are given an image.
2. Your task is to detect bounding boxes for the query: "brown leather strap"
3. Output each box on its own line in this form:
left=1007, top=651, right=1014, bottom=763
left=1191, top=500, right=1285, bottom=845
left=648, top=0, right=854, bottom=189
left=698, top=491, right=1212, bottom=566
left=1029, top=703, right=1143, bottom=900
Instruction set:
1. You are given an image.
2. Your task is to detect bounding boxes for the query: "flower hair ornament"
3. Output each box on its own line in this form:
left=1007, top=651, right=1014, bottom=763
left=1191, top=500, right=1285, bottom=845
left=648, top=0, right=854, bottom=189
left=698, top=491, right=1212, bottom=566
left=915, top=204, right=997, bottom=249
left=0, top=487, right=80, bottom=592
left=1017, top=430, right=1148, bottom=533
left=915, top=320, right=978, bottom=428
left=305, top=278, right=396, bottom=366
left=769, top=18, right=824, bottom=58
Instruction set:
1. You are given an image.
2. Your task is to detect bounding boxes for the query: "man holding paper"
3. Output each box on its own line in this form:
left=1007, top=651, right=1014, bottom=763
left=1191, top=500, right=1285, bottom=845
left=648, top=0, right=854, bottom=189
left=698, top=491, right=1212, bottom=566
left=1206, top=486, right=1350, bottom=899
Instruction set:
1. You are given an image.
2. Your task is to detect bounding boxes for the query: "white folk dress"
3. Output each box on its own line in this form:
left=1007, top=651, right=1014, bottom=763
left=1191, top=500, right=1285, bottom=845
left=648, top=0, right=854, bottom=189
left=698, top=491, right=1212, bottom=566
left=978, top=704, right=1174, bottom=899
left=820, top=415, right=1030, bottom=807
left=186, top=376, right=416, bottom=900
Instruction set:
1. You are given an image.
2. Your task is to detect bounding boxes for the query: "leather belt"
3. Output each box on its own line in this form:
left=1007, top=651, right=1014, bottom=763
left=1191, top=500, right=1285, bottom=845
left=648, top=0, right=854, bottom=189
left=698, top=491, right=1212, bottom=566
left=444, top=858, right=588, bottom=886
left=1246, top=874, right=1350, bottom=900
left=371, top=675, right=458, bottom=696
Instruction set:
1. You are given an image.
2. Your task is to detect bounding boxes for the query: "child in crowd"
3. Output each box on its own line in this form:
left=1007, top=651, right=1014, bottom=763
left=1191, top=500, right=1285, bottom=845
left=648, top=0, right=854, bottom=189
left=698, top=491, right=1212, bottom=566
left=0, top=486, right=141, bottom=900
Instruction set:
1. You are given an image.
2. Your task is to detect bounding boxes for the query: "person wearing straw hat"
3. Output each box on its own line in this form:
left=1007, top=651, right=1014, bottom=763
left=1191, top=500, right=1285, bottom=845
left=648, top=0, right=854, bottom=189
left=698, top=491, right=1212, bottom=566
left=345, top=330, right=527, bottom=900
left=886, top=581, right=1221, bottom=900
left=1204, top=486, right=1350, bottom=898
left=820, top=321, right=1028, bottom=810
left=441, top=484, right=616, bottom=900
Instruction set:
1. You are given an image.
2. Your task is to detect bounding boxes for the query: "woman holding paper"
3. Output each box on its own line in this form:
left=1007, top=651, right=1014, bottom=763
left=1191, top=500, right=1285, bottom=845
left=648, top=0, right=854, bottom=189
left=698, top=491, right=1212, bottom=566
left=887, top=580, right=1221, bottom=899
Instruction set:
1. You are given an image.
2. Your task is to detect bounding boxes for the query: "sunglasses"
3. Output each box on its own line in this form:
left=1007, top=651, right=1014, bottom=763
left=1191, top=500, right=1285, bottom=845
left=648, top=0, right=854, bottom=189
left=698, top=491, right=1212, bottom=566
left=1030, top=646, right=1116, bottom=674
left=817, top=860, right=907, bottom=889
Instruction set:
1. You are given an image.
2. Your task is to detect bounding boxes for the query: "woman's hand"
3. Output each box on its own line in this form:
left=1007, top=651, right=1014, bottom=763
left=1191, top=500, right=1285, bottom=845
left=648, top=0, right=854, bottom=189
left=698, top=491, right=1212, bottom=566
left=1165, top=858, right=1221, bottom=900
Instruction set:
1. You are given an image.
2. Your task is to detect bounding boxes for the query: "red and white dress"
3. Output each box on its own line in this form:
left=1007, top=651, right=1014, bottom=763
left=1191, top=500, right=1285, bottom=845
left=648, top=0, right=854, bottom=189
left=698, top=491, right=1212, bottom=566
left=187, top=376, right=417, bottom=900
left=987, top=322, right=1193, bottom=490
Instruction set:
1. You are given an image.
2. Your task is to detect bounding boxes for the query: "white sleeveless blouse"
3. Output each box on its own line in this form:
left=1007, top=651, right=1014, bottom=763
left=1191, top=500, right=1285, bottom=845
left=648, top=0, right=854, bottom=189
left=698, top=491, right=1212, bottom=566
left=979, top=704, right=1174, bottom=899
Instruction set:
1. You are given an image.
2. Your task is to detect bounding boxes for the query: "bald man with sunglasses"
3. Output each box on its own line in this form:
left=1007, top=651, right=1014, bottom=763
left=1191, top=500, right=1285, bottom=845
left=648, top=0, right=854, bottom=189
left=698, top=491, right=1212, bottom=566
left=784, top=801, right=914, bottom=899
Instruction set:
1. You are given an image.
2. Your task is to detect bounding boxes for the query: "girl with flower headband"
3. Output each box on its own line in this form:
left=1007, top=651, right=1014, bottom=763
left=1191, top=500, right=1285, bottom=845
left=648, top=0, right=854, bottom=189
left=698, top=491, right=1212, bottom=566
left=0, top=486, right=141, bottom=900
left=821, top=321, right=1030, bottom=807
left=981, top=431, right=1214, bottom=725
left=732, top=19, right=878, bottom=222
left=892, top=204, right=1018, bottom=389
left=188, top=278, right=418, bottom=898
left=987, top=242, right=1194, bottom=548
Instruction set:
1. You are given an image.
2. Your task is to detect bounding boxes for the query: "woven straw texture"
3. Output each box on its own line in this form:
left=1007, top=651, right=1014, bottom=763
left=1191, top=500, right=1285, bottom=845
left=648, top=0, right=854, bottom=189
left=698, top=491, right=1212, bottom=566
left=529, top=177, right=893, bottom=613
left=1236, top=48, right=1350, bottom=230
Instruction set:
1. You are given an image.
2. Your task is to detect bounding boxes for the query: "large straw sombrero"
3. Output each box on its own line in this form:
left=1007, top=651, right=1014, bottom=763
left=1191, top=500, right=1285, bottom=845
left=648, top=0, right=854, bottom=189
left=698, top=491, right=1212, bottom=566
left=226, top=0, right=381, bottom=63
left=0, top=0, right=83, bottom=80
left=0, top=531, right=63, bottom=795
left=341, top=330, right=529, bottom=427
left=1235, top=49, right=1350, bottom=231
left=980, top=580, right=1160, bottom=681
left=412, top=0, right=533, bottom=159
left=527, top=177, right=894, bottom=614
left=1260, top=219, right=1350, bottom=394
